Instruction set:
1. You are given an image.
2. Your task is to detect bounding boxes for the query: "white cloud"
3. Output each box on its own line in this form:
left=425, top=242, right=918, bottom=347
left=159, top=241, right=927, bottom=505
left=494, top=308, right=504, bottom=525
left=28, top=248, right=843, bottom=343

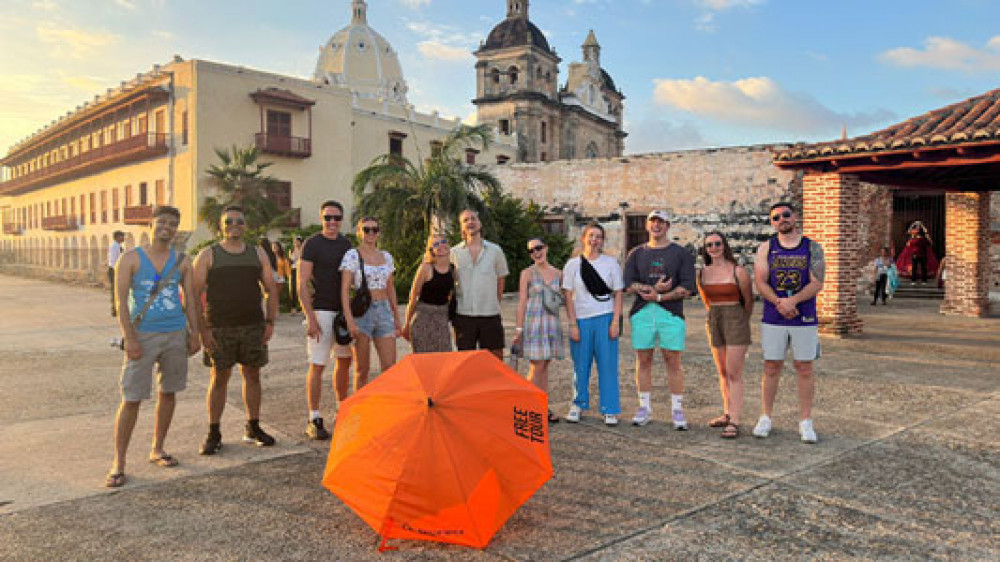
left=653, top=76, right=895, bottom=135
left=36, top=23, right=120, bottom=59
left=401, top=0, right=431, bottom=8
left=693, top=0, right=763, bottom=32
left=880, top=36, right=1000, bottom=72
left=417, top=40, right=471, bottom=62
left=114, top=0, right=137, bottom=10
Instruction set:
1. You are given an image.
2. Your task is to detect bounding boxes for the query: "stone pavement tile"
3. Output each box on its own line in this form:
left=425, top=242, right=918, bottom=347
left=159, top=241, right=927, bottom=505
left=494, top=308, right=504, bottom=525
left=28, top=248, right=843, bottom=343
left=809, top=376, right=983, bottom=427
left=579, top=483, right=987, bottom=561
left=782, top=430, right=1000, bottom=554
left=911, top=396, right=999, bottom=446
left=0, top=395, right=308, bottom=515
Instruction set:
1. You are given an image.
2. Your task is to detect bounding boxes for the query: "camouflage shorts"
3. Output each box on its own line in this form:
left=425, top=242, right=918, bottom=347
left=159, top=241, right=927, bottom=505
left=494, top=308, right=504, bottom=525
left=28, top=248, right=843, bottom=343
left=206, top=323, right=268, bottom=371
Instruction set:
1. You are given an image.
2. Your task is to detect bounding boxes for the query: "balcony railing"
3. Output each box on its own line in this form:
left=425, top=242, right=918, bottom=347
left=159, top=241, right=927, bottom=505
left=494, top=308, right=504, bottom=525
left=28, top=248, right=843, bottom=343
left=271, top=207, right=301, bottom=228
left=255, top=133, right=311, bottom=158
left=124, top=205, right=154, bottom=225
left=0, top=133, right=169, bottom=195
left=3, top=223, right=23, bottom=235
left=41, top=215, right=77, bottom=231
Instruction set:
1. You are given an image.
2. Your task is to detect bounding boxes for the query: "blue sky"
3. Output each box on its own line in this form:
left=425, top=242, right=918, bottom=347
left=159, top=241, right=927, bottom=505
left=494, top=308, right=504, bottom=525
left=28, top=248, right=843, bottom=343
left=2, top=0, right=1000, bottom=156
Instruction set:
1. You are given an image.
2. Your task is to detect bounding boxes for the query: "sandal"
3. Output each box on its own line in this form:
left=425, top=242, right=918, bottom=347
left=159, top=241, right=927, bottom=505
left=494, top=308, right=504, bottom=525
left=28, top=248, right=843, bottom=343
left=721, top=422, right=740, bottom=439
left=547, top=410, right=560, bottom=424
left=708, top=413, right=731, bottom=428
left=104, top=472, right=127, bottom=488
left=148, top=452, right=179, bottom=468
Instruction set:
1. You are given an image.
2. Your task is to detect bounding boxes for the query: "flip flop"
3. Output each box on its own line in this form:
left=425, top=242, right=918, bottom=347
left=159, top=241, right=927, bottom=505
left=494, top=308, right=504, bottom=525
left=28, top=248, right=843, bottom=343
left=105, top=472, right=127, bottom=488
left=148, top=453, right=179, bottom=468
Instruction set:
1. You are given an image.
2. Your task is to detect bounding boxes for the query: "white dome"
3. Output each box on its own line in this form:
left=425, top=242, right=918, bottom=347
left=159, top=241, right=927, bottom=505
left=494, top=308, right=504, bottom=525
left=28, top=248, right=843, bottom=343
left=314, top=0, right=408, bottom=104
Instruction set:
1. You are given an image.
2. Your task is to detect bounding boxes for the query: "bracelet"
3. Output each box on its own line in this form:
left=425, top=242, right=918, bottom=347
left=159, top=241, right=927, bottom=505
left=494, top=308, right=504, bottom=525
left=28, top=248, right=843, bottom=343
left=656, top=293, right=662, bottom=303
left=515, top=327, right=524, bottom=332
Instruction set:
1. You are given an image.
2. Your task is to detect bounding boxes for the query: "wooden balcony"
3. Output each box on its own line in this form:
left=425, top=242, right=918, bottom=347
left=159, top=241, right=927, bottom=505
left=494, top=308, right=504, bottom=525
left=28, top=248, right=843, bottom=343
left=124, top=205, right=154, bottom=225
left=0, top=133, right=169, bottom=196
left=41, top=215, right=77, bottom=231
left=255, top=133, right=311, bottom=158
left=3, top=223, right=23, bottom=235
left=271, top=207, right=301, bottom=228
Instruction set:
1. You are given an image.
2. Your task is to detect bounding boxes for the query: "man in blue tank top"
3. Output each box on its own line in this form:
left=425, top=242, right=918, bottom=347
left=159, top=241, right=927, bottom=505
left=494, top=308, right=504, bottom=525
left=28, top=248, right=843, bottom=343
left=106, top=206, right=201, bottom=488
left=752, top=202, right=825, bottom=444
left=192, top=205, right=279, bottom=455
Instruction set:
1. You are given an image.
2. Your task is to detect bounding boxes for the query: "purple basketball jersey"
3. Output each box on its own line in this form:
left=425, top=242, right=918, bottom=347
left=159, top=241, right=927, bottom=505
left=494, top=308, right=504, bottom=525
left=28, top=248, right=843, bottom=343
left=762, top=236, right=818, bottom=326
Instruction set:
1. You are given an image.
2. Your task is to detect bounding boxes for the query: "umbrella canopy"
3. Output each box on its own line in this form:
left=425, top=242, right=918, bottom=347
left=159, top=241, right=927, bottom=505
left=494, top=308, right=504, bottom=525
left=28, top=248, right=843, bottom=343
left=322, top=350, right=553, bottom=549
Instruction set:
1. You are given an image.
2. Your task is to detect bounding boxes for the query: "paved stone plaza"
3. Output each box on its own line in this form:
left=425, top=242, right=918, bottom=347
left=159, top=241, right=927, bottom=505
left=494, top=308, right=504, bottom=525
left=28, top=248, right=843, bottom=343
left=0, top=273, right=996, bottom=560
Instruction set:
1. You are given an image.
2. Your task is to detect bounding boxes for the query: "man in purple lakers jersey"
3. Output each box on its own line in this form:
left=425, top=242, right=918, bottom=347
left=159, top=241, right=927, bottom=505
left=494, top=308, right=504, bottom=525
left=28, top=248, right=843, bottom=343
left=751, top=202, right=825, bottom=444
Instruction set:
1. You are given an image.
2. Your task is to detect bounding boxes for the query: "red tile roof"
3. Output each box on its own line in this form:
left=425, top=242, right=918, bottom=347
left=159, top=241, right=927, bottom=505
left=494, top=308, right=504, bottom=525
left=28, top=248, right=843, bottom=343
left=775, top=87, right=1000, bottom=164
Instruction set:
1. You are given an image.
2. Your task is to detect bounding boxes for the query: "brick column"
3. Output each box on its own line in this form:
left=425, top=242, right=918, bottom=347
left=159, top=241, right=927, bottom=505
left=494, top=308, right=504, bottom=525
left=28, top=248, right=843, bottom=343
left=801, top=172, right=863, bottom=336
left=941, top=191, right=991, bottom=317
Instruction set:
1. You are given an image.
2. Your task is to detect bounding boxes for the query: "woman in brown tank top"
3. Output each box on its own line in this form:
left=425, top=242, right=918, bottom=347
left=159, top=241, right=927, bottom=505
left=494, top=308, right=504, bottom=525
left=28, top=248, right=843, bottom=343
left=697, top=231, right=754, bottom=438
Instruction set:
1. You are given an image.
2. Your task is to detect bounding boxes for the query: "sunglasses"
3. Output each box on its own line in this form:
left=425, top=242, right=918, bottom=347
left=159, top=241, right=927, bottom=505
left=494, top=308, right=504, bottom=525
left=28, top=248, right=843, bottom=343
left=431, top=239, right=449, bottom=247
left=322, top=214, right=343, bottom=222
left=704, top=241, right=723, bottom=248
left=529, top=244, right=546, bottom=253
left=223, top=217, right=245, bottom=226
left=770, top=210, right=792, bottom=222
left=362, top=226, right=380, bottom=234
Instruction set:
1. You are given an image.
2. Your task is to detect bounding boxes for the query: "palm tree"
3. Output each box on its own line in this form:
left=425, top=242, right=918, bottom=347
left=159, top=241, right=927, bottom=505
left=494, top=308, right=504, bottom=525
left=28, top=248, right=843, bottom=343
left=200, top=145, right=283, bottom=235
left=352, top=124, right=501, bottom=237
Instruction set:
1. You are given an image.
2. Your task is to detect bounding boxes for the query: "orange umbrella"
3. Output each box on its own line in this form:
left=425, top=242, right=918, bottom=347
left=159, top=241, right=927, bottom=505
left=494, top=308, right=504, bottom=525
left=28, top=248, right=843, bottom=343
left=322, top=350, right=553, bottom=549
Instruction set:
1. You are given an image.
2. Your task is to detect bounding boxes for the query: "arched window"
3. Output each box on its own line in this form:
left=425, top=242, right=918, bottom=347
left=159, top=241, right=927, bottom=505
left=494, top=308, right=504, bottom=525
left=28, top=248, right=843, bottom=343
left=585, top=142, right=599, bottom=159
left=508, top=66, right=518, bottom=85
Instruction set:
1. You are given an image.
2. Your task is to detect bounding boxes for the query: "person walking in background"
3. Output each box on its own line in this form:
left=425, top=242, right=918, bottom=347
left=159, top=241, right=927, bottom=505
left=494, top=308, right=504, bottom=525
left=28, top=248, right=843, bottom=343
left=697, top=231, right=753, bottom=439
left=106, top=206, right=200, bottom=488
left=562, top=222, right=623, bottom=426
left=753, top=202, right=825, bottom=444
left=192, top=205, right=278, bottom=456
left=511, top=237, right=564, bottom=424
left=298, top=201, right=354, bottom=441
left=451, top=209, right=509, bottom=360
left=108, top=230, right=126, bottom=316
left=622, top=210, right=696, bottom=430
left=289, top=236, right=303, bottom=312
left=272, top=240, right=292, bottom=310
left=872, top=246, right=892, bottom=305
left=402, top=234, right=455, bottom=353
left=341, top=217, right=401, bottom=388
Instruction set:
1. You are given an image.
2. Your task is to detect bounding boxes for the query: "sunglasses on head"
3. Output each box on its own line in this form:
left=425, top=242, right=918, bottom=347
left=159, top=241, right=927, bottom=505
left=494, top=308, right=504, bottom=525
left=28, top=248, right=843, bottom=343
left=770, top=210, right=792, bottom=222
left=705, top=240, right=723, bottom=248
left=322, top=214, right=343, bottom=222
left=362, top=226, right=380, bottom=234
left=431, top=239, right=449, bottom=247
left=529, top=244, right=546, bottom=253
left=224, top=217, right=245, bottom=226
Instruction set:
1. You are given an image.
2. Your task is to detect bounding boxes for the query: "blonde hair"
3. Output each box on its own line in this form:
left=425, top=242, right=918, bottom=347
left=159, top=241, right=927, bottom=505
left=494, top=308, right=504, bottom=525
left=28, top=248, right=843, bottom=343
left=424, top=233, right=448, bottom=263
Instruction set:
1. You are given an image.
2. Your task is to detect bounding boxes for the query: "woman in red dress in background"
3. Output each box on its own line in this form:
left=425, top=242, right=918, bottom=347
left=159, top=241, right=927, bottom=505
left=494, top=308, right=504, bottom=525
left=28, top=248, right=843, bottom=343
left=895, top=221, right=939, bottom=283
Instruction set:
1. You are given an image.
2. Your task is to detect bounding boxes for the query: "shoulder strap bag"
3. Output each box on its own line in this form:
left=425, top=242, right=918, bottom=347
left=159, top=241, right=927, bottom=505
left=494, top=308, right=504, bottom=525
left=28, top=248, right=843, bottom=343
left=349, top=251, right=372, bottom=318
left=579, top=256, right=612, bottom=302
left=131, top=250, right=184, bottom=329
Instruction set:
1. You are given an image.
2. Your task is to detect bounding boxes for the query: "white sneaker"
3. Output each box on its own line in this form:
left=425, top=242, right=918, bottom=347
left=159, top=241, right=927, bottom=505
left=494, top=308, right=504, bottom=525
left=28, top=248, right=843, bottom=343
left=604, top=414, right=619, bottom=426
left=799, top=419, right=818, bottom=443
left=565, top=405, right=582, bottom=423
left=752, top=415, right=772, bottom=438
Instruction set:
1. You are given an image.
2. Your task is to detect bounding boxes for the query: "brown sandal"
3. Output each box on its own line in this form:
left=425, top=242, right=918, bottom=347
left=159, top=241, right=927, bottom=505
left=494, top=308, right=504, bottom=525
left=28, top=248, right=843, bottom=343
left=721, top=422, right=740, bottom=439
left=104, top=472, right=127, bottom=488
left=708, top=413, right=731, bottom=428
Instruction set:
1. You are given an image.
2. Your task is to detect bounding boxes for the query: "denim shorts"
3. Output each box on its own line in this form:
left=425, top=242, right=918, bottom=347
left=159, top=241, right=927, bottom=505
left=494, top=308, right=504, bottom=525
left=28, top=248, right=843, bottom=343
left=355, top=299, right=396, bottom=339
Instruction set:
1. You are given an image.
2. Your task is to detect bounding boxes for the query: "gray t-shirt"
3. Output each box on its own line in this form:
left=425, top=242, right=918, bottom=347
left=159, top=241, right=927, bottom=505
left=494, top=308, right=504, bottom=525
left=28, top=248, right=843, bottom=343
left=623, top=243, right=696, bottom=319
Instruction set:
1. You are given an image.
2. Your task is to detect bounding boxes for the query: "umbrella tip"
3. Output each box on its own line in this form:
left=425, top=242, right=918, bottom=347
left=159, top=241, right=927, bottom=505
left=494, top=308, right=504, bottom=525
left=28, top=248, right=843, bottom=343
left=427, top=397, right=434, bottom=407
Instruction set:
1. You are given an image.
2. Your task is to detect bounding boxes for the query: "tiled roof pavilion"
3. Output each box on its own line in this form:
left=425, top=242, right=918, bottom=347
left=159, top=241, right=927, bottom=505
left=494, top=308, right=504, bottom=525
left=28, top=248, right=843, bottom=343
left=774, top=88, right=1000, bottom=192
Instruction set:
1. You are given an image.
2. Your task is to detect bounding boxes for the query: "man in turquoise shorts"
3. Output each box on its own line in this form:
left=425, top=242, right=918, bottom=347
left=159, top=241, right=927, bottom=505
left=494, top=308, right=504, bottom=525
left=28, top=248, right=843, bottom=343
left=623, top=210, right=696, bottom=429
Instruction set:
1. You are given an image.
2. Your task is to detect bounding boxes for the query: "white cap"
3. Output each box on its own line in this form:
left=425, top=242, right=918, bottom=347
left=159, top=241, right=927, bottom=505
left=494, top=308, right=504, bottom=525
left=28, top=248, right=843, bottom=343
left=647, top=210, right=670, bottom=222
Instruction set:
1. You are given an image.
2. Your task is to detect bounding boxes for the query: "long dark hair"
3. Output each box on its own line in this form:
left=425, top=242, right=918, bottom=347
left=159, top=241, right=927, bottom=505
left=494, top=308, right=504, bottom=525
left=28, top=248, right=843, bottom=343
left=272, top=240, right=287, bottom=260
left=258, top=237, right=277, bottom=269
left=700, top=231, right=736, bottom=266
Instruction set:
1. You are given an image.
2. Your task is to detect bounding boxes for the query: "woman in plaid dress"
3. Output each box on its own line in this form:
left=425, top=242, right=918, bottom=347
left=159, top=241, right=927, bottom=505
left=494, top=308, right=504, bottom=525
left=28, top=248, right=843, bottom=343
left=512, top=237, right=565, bottom=423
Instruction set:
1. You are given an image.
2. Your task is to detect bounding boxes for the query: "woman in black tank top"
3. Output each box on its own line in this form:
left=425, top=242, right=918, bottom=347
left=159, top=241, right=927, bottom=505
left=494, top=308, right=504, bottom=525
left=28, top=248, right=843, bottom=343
left=403, top=234, right=455, bottom=352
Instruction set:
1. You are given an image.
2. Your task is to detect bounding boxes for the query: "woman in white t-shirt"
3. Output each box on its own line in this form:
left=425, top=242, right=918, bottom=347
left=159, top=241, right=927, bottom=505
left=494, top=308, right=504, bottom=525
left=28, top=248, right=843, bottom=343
left=340, top=217, right=401, bottom=390
left=561, top=222, right=624, bottom=426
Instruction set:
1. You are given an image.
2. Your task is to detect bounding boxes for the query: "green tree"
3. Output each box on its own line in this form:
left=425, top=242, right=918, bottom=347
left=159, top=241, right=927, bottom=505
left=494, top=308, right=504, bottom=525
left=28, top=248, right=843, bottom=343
left=484, top=190, right=574, bottom=292
left=199, top=145, right=285, bottom=235
left=352, top=124, right=502, bottom=299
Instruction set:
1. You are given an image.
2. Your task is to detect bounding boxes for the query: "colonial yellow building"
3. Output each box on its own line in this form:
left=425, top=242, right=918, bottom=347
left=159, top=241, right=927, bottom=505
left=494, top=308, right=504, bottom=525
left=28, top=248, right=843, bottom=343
left=0, top=0, right=515, bottom=282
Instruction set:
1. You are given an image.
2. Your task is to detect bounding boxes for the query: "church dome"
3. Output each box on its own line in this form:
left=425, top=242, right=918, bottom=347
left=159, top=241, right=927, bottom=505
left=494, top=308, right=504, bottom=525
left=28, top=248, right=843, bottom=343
left=314, top=0, right=408, bottom=103
left=481, top=18, right=552, bottom=54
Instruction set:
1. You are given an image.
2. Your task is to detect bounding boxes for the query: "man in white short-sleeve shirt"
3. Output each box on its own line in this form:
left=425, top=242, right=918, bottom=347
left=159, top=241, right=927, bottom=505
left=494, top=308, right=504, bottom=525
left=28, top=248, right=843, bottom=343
left=450, top=209, right=509, bottom=359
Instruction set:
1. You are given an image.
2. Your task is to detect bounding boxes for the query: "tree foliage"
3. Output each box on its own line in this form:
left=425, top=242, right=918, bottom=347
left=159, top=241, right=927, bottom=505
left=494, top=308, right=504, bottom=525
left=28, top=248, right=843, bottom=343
left=200, top=145, right=285, bottom=235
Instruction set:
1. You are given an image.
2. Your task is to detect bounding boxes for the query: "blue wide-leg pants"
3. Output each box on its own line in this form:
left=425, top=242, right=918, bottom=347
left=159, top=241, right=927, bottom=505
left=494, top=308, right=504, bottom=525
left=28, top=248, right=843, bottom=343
left=569, top=313, right=620, bottom=414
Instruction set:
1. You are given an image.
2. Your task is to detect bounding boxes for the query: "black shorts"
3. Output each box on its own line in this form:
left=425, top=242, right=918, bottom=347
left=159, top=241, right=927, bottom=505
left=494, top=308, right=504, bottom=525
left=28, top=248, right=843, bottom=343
left=452, top=315, right=505, bottom=351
